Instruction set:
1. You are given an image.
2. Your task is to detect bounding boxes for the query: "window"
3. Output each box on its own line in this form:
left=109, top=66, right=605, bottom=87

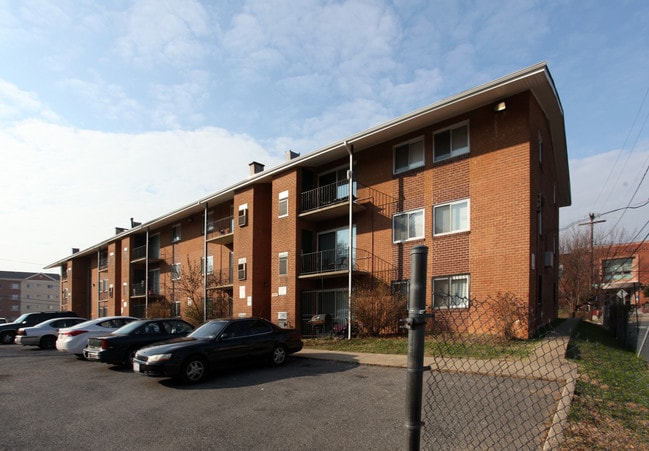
left=171, top=224, right=181, bottom=243
left=394, top=137, right=424, bottom=174
left=434, top=123, right=469, bottom=161
left=433, top=275, right=469, bottom=308
left=171, top=301, right=181, bottom=317
left=393, top=209, right=424, bottom=242
left=279, top=252, right=288, bottom=276
left=204, top=210, right=214, bottom=234
left=391, top=280, right=410, bottom=299
left=238, top=204, right=248, bottom=227
left=201, top=256, right=214, bottom=275
left=279, top=191, right=289, bottom=218
left=603, top=258, right=633, bottom=282
left=171, top=263, right=181, bottom=281
left=434, top=199, right=469, bottom=235
left=238, top=258, right=247, bottom=281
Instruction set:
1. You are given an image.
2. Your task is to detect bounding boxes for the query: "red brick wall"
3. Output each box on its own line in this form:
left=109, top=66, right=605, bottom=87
left=270, top=170, right=299, bottom=327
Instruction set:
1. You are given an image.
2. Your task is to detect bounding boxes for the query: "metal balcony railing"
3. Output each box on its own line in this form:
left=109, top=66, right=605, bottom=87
left=206, top=215, right=235, bottom=241
left=301, top=180, right=357, bottom=213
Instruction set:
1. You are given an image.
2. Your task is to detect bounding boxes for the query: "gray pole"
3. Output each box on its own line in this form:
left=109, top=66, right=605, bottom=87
left=405, top=245, right=429, bottom=450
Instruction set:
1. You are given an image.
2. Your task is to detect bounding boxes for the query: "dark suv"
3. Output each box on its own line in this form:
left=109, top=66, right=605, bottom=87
left=0, top=311, right=78, bottom=345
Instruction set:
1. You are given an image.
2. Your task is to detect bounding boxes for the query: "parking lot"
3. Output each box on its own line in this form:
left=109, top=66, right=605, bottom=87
left=0, top=345, right=406, bottom=450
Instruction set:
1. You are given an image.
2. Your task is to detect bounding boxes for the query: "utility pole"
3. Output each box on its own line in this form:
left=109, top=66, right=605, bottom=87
left=579, top=213, right=606, bottom=290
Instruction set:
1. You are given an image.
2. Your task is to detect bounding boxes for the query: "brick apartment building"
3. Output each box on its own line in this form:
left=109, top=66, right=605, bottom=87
left=0, top=271, right=61, bottom=321
left=46, top=62, right=570, bottom=338
left=596, top=241, right=649, bottom=308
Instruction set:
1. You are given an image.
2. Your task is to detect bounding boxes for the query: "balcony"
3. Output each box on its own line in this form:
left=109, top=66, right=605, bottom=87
left=209, top=269, right=234, bottom=289
left=300, top=180, right=365, bottom=221
left=206, top=215, right=234, bottom=244
left=299, top=248, right=396, bottom=281
left=130, top=282, right=161, bottom=298
left=130, top=246, right=163, bottom=263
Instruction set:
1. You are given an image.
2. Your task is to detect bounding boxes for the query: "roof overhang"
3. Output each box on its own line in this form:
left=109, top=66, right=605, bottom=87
left=46, top=62, right=569, bottom=269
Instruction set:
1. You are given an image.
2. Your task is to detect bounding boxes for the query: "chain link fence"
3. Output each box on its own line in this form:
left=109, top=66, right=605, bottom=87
left=418, top=305, right=579, bottom=450
left=602, top=301, right=649, bottom=362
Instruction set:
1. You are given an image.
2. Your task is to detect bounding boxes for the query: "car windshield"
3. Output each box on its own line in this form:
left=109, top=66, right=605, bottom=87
left=14, top=314, right=30, bottom=324
left=189, top=321, right=228, bottom=339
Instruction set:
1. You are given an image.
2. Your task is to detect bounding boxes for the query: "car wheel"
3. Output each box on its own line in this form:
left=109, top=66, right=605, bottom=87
left=179, top=356, right=207, bottom=384
left=123, top=348, right=138, bottom=367
left=0, top=331, right=15, bottom=345
left=39, top=335, right=57, bottom=350
left=270, top=344, right=287, bottom=367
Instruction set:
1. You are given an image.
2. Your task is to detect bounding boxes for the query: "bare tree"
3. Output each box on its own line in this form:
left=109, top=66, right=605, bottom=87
left=175, top=257, right=231, bottom=326
left=558, top=227, right=593, bottom=316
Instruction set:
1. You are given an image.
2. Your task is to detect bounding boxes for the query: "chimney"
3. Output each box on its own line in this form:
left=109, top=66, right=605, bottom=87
left=72, top=248, right=79, bottom=254
left=115, top=227, right=127, bottom=235
left=285, top=150, right=300, bottom=161
left=249, top=161, right=265, bottom=176
left=130, top=218, right=141, bottom=228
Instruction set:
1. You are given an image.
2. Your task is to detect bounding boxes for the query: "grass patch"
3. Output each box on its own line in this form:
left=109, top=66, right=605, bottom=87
left=562, top=321, right=649, bottom=449
left=303, top=334, right=535, bottom=359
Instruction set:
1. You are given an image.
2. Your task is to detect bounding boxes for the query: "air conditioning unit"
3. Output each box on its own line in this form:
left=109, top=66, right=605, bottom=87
left=238, top=208, right=248, bottom=227
left=544, top=251, right=554, bottom=268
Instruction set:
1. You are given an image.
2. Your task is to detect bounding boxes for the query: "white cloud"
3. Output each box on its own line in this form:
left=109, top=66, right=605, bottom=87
left=0, top=79, right=60, bottom=123
left=0, top=120, right=281, bottom=272
left=115, top=0, right=213, bottom=67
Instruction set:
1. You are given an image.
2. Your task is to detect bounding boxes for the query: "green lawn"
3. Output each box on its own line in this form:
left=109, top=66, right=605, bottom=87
left=562, top=321, right=649, bottom=449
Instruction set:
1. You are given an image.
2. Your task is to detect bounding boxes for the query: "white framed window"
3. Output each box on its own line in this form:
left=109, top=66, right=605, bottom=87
left=238, top=258, right=247, bottom=281
left=393, top=209, right=425, bottom=243
left=238, top=204, right=248, bottom=227
left=278, top=191, right=289, bottom=218
left=433, top=274, right=469, bottom=309
left=394, top=137, right=424, bottom=174
left=201, top=256, right=214, bottom=275
left=433, top=122, right=469, bottom=162
left=171, top=224, right=181, bottom=243
left=171, top=263, right=181, bottom=281
left=434, top=199, right=469, bottom=236
left=278, top=252, right=288, bottom=276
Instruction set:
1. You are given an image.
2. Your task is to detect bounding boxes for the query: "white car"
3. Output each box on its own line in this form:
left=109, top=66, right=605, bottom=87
left=56, top=316, right=138, bottom=357
left=15, top=317, right=87, bottom=349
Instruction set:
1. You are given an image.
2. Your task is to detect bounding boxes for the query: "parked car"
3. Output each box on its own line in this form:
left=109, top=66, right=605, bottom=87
left=15, top=317, right=87, bottom=349
left=56, top=316, right=138, bottom=357
left=133, top=317, right=303, bottom=384
left=83, top=318, right=195, bottom=366
left=0, top=311, right=78, bottom=345
left=0, top=318, right=7, bottom=324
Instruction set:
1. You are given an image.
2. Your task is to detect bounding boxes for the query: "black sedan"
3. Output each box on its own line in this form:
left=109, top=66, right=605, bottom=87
left=132, top=317, right=303, bottom=384
left=83, top=319, right=195, bottom=366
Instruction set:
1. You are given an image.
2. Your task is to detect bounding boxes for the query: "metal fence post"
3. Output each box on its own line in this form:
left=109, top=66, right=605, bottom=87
left=405, top=245, right=429, bottom=450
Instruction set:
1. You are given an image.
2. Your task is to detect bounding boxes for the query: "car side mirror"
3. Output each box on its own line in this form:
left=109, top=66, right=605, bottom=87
left=220, top=332, right=232, bottom=340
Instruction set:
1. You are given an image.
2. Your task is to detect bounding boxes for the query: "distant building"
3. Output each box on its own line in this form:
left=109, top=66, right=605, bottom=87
left=597, top=241, right=649, bottom=308
left=46, top=63, right=570, bottom=338
left=0, top=271, right=61, bottom=321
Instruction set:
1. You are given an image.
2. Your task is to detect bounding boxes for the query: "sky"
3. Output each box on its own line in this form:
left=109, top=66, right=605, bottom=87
left=1, top=0, right=648, bottom=274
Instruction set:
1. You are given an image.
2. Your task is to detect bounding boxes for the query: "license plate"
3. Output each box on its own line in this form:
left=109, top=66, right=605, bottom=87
left=86, top=352, right=98, bottom=360
left=133, top=362, right=140, bottom=372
